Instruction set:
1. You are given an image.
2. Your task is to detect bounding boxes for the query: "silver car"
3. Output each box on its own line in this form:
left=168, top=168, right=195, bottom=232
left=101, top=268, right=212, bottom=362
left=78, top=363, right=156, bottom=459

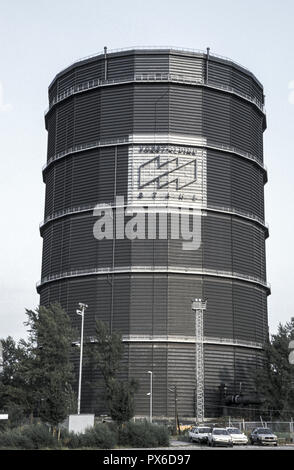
left=189, top=426, right=211, bottom=443
left=250, top=428, right=278, bottom=446
left=226, top=427, right=248, bottom=445
left=208, top=428, right=233, bottom=447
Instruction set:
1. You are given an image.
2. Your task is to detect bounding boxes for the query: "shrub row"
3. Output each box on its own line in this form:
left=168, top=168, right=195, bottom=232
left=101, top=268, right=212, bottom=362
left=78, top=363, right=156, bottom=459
left=0, top=424, right=56, bottom=449
left=0, top=421, right=169, bottom=449
left=118, top=421, right=169, bottom=448
left=62, top=423, right=116, bottom=449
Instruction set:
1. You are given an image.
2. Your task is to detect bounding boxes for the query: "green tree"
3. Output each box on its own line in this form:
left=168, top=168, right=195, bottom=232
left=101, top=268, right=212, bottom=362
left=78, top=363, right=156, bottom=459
left=24, top=303, right=76, bottom=428
left=256, top=318, right=294, bottom=419
left=0, top=336, right=33, bottom=423
left=90, top=320, right=138, bottom=424
left=90, top=320, right=124, bottom=392
left=109, top=379, right=139, bottom=426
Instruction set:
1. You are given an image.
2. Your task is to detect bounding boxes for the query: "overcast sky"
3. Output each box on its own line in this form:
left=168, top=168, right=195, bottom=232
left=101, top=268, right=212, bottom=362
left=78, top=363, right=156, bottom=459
left=0, top=0, right=293, bottom=340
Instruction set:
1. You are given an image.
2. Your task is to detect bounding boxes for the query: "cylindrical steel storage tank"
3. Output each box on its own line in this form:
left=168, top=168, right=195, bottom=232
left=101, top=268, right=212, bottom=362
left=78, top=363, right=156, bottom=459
left=38, top=48, right=269, bottom=419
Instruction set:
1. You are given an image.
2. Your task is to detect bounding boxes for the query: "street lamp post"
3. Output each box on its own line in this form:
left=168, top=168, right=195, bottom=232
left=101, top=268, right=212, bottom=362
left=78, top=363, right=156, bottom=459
left=147, top=371, right=153, bottom=423
left=76, top=302, right=88, bottom=415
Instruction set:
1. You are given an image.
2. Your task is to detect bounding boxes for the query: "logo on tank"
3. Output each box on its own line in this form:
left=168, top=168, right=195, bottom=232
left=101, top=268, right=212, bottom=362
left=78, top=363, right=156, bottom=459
left=139, top=155, right=197, bottom=190
left=128, top=143, right=207, bottom=207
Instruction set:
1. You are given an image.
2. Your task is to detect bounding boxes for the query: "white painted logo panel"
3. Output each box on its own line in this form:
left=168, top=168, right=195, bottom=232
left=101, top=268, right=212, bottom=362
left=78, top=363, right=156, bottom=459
left=127, top=139, right=207, bottom=209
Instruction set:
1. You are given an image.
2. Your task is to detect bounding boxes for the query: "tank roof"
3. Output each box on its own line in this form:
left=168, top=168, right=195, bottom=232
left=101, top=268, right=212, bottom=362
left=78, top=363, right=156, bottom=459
left=48, top=46, right=263, bottom=91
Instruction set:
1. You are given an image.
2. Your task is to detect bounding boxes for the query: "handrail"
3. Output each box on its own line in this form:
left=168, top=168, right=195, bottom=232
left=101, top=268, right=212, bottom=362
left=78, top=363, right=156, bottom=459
left=37, top=265, right=270, bottom=290
left=203, top=336, right=263, bottom=349
left=120, top=333, right=263, bottom=349
left=43, top=136, right=130, bottom=171
left=40, top=204, right=95, bottom=227
left=39, top=203, right=268, bottom=232
left=206, top=205, right=268, bottom=229
left=82, top=334, right=263, bottom=349
left=42, top=135, right=267, bottom=173
left=45, top=73, right=265, bottom=115
left=49, top=46, right=262, bottom=88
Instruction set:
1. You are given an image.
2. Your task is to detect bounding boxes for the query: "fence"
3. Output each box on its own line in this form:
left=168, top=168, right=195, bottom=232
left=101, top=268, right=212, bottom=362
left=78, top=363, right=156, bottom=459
left=226, top=420, right=294, bottom=441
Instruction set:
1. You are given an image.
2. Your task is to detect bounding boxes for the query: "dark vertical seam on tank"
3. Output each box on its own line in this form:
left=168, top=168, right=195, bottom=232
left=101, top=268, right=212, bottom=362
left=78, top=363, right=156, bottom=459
left=65, top=277, right=69, bottom=325
left=200, top=82, right=205, bottom=410
left=65, top=105, right=69, bottom=154
left=58, top=268, right=62, bottom=305
left=54, top=80, right=59, bottom=159
left=229, top=90, right=237, bottom=391
left=166, top=70, right=170, bottom=416
left=201, top=84, right=205, bottom=315
left=96, top=86, right=101, bottom=285
left=52, top=96, right=57, bottom=221
left=129, top=79, right=135, bottom=346
left=129, top=141, right=133, bottom=344
left=152, top=85, right=158, bottom=364
left=61, top=90, right=69, bottom=279
left=73, top=69, right=77, bottom=148
left=263, top=242, right=267, bottom=343
left=67, top=91, right=75, bottom=306
left=60, top=218, right=64, bottom=286
left=71, top=96, right=76, bottom=208
left=67, top=222, right=73, bottom=314
left=46, top=209, right=54, bottom=276
left=166, top=57, right=170, bottom=416
left=110, top=145, right=117, bottom=334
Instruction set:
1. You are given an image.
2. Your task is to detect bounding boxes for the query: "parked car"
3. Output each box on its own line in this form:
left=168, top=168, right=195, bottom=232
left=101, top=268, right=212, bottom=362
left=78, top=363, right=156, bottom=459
left=208, top=428, right=233, bottom=447
left=249, top=428, right=278, bottom=446
left=226, top=427, right=248, bottom=445
left=188, top=426, right=211, bottom=443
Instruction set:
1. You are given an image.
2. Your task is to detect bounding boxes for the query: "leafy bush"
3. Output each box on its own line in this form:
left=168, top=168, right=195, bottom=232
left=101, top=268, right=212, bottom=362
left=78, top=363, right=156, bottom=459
left=0, top=428, right=33, bottom=449
left=81, top=424, right=116, bottom=448
left=5, top=404, right=26, bottom=429
left=0, top=421, right=168, bottom=449
left=61, top=430, right=83, bottom=449
left=152, top=423, right=170, bottom=446
left=62, top=424, right=116, bottom=449
left=22, top=424, right=57, bottom=448
left=0, top=424, right=57, bottom=449
left=118, top=421, right=169, bottom=448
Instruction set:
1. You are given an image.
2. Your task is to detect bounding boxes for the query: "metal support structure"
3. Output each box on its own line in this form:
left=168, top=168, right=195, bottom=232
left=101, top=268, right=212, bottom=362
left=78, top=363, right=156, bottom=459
left=104, top=46, right=108, bottom=80
left=147, top=370, right=153, bottom=423
left=206, top=47, right=210, bottom=83
left=76, top=302, right=88, bottom=415
left=192, top=298, right=207, bottom=423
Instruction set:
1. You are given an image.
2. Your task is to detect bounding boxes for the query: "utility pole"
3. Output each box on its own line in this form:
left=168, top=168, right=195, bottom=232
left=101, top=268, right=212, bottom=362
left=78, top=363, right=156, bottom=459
left=76, top=302, right=88, bottom=415
left=168, top=385, right=179, bottom=434
left=192, top=298, right=207, bottom=424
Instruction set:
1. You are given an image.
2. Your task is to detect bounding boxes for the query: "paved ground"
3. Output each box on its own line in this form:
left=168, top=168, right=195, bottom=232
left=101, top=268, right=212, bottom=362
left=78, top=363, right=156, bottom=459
left=119, top=440, right=294, bottom=450
left=168, top=439, right=294, bottom=450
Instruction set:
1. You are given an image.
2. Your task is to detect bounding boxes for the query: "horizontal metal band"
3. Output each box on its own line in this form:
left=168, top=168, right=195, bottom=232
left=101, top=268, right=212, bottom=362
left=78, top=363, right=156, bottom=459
left=49, top=47, right=262, bottom=89
left=45, top=73, right=265, bottom=116
left=42, top=134, right=267, bottom=176
left=37, top=265, right=270, bottom=292
left=120, top=334, right=263, bottom=350
left=39, top=203, right=269, bottom=236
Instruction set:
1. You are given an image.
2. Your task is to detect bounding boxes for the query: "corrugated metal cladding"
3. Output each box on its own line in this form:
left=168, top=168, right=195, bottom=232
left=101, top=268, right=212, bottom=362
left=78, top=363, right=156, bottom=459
left=39, top=49, right=269, bottom=418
